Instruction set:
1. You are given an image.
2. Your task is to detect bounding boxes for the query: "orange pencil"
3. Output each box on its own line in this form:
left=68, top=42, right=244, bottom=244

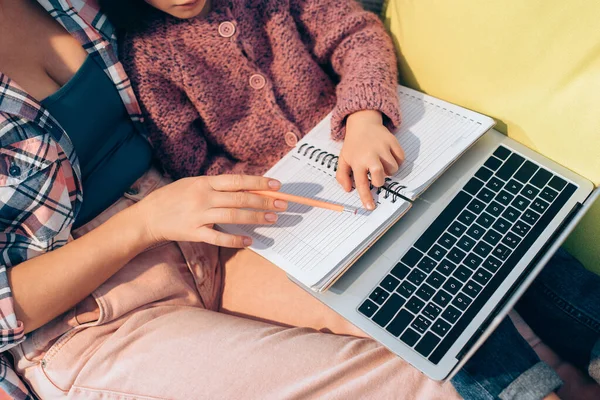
left=250, top=190, right=358, bottom=214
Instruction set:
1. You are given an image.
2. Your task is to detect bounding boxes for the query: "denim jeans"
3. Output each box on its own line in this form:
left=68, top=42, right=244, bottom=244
left=451, top=248, right=600, bottom=400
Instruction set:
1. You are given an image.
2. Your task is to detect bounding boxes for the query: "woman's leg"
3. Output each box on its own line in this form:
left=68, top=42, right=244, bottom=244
left=220, top=248, right=562, bottom=400
left=65, top=306, right=460, bottom=400
left=515, top=248, right=600, bottom=382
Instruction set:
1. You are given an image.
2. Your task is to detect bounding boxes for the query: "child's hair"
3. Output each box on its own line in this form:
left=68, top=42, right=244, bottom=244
left=98, top=0, right=154, bottom=33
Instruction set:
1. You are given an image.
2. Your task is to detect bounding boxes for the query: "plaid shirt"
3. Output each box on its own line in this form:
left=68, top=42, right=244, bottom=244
left=0, top=1, right=143, bottom=398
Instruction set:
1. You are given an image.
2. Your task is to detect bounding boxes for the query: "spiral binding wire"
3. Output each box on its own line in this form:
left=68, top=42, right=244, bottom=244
left=297, top=143, right=407, bottom=203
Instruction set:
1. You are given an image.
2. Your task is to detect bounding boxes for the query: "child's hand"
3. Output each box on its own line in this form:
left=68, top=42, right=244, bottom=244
left=337, top=110, right=404, bottom=210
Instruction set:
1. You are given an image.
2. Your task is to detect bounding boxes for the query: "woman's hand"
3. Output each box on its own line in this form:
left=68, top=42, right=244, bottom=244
left=337, top=110, right=404, bottom=210
left=135, top=175, right=287, bottom=248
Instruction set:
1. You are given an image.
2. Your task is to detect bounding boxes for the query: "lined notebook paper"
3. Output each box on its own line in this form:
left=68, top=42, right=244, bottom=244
left=220, top=86, right=495, bottom=291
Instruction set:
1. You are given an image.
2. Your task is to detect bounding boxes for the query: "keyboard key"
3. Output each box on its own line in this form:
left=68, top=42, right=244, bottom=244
left=417, top=256, right=437, bottom=273
left=442, top=305, right=462, bottom=324
left=466, top=224, right=485, bottom=240
left=493, top=146, right=512, bottom=160
left=414, top=191, right=471, bottom=253
left=502, top=232, right=521, bottom=248
left=452, top=293, right=472, bottom=311
left=407, top=269, right=426, bottom=286
left=483, top=229, right=502, bottom=246
left=530, top=168, right=553, bottom=189
left=401, top=248, right=423, bottom=267
left=493, top=244, right=512, bottom=261
left=484, top=156, right=503, bottom=171
left=511, top=221, right=531, bottom=237
left=438, top=233, right=458, bottom=249
left=369, top=287, right=389, bottom=305
left=391, top=263, right=411, bottom=280
left=521, top=184, right=540, bottom=200
left=443, top=277, right=462, bottom=294
left=416, top=284, right=436, bottom=301
left=431, top=319, right=451, bottom=337
left=449, top=221, right=468, bottom=238
left=400, top=328, right=421, bottom=347
left=428, top=245, right=447, bottom=262
left=416, top=332, right=441, bottom=357
left=464, top=253, right=484, bottom=269
left=386, top=309, right=414, bottom=337
left=373, top=294, right=405, bottom=327
left=358, top=299, right=378, bottom=318
left=521, top=209, right=541, bottom=225
left=531, top=198, right=550, bottom=214
left=397, top=281, right=417, bottom=298
left=474, top=167, right=493, bottom=182
left=486, top=201, right=505, bottom=217
left=514, top=160, right=538, bottom=183
left=482, top=256, right=502, bottom=273
left=464, top=177, right=485, bottom=195
left=502, top=206, right=520, bottom=222
left=548, top=176, right=567, bottom=191
left=457, top=210, right=477, bottom=226
left=492, top=217, right=511, bottom=234
left=381, top=275, right=400, bottom=292
left=432, top=290, right=452, bottom=308
left=476, top=212, right=495, bottom=228
left=540, top=187, right=559, bottom=203
left=473, top=268, right=492, bottom=286
left=486, top=177, right=505, bottom=192
left=505, top=179, right=524, bottom=195
left=426, top=271, right=446, bottom=288
left=457, top=236, right=476, bottom=252
left=463, top=280, right=483, bottom=298
left=411, top=315, right=432, bottom=334
left=437, top=260, right=458, bottom=276
left=448, top=247, right=467, bottom=264
left=473, top=242, right=493, bottom=259
left=476, top=188, right=495, bottom=203
left=496, top=190, right=515, bottom=206
left=454, top=265, right=473, bottom=282
left=511, top=195, right=531, bottom=211
left=467, top=198, right=486, bottom=215
left=406, top=296, right=425, bottom=314
left=496, top=153, right=525, bottom=181
left=423, top=303, right=442, bottom=321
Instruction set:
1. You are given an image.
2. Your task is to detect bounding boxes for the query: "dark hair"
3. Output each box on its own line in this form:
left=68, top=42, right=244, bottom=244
left=98, top=0, right=155, bottom=33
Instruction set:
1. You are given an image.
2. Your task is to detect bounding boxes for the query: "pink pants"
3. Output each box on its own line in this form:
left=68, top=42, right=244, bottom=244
left=10, top=168, right=460, bottom=400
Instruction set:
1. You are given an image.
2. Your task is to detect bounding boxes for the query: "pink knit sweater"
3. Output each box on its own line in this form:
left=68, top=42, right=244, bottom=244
left=120, top=0, right=401, bottom=178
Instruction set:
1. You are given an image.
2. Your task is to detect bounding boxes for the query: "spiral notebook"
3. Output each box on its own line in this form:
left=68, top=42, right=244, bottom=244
left=221, top=86, right=495, bottom=292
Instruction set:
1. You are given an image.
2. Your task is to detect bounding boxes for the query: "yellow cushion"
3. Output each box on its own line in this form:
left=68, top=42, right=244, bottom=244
left=383, top=0, right=600, bottom=273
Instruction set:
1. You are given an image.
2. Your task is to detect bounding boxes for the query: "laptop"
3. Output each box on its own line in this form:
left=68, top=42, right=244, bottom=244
left=296, top=129, right=597, bottom=381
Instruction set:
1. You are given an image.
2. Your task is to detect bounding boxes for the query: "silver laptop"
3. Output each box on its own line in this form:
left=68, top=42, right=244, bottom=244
left=296, top=129, right=597, bottom=381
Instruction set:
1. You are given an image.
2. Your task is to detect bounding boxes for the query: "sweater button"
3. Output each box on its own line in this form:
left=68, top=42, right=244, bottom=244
left=218, top=21, right=236, bottom=38
left=285, top=132, right=299, bottom=147
left=249, top=74, right=266, bottom=90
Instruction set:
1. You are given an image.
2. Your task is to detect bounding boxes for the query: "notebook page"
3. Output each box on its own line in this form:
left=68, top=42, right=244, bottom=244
left=219, top=150, right=407, bottom=288
left=302, top=86, right=495, bottom=199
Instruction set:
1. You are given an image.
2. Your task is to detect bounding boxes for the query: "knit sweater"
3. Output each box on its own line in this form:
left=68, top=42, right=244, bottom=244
left=120, top=0, right=401, bottom=179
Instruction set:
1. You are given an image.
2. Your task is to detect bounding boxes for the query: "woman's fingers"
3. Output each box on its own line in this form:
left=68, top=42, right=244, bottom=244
left=354, top=168, right=375, bottom=210
left=207, top=174, right=280, bottom=192
left=368, top=160, right=386, bottom=188
left=336, top=157, right=353, bottom=192
left=201, top=208, right=278, bottom=226
left=380, top=153, right=399, bottom=176
left=194, top=227, right=253, bottom=248
left=390, top=140, right=405, bottom=165
left=211, top=191, right=288, bottom=211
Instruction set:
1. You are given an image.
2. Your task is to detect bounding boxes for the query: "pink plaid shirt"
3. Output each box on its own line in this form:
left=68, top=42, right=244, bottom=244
left=0, top=1, right=143, bottom=398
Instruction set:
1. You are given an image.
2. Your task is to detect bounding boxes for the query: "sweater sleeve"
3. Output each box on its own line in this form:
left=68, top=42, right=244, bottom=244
left=121, top=34, right=246, bottom=179
left=290, top=0, right=401, bottom=139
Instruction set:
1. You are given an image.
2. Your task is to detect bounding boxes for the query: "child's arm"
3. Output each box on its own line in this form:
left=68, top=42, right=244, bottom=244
left=291, top=0, right=403, bottom=209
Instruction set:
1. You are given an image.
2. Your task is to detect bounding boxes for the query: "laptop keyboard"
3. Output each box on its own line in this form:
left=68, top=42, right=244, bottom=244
left=358, top=145, right=577, bottom=364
